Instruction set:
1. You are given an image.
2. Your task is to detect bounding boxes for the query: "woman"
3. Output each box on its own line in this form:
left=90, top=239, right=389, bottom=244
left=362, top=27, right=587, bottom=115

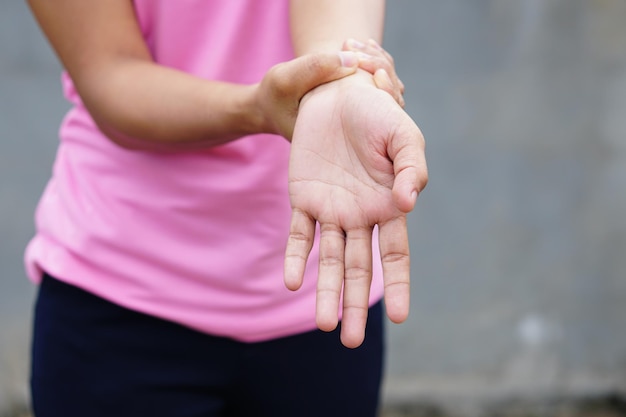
left=26, top=1, right=427, bottom=416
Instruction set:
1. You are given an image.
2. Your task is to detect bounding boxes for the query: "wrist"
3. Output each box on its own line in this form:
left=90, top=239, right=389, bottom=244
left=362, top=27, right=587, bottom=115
left=233, top=83, right=272, bottom=136
left=300, top=68, right=375, bottom=104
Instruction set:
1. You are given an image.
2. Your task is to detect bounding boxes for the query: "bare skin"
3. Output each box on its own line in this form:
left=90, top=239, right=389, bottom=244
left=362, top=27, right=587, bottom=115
left=285, top=72, right=427, bottom=348
left=27, top=0, right=423, bottom=348
left=286, top=3, right=427, bottom=348
left=26, top=0, right=401, bottom=149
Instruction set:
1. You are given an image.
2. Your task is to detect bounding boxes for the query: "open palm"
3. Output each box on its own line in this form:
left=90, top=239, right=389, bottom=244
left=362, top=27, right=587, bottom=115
left=284, top=74, right=428, bottom=348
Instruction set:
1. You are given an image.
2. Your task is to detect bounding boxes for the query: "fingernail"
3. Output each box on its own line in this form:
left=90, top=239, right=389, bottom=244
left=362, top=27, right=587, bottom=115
left=338, top=51, right=358, bottom=67
left=375, top=68, right=392, bottom=86
left=347, top=38, right=366, bottom=49
left=356, top=52, right=373, bottom=61
left=368, top=38, right=383, bottom=50
left=410, top=190, right=418, bottom=203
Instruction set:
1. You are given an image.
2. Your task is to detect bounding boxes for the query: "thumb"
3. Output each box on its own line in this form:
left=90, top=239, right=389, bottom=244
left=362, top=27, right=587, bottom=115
left=388, top=122, right=428, bottom=213
left=272, top=52, right=359, bottom=100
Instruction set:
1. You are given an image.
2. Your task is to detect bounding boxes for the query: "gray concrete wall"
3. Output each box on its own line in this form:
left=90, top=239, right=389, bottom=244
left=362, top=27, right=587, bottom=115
left=1, top=0, right=625, bottom=413
left=381, top=0, right=626, bottom=408
left=1, top=1, right=68, bottom=409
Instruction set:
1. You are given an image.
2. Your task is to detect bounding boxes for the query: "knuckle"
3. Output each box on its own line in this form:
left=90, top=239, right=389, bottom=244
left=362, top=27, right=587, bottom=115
left=344, top=265, right=371, bottom=281
left=267, top=64, right=291, bottom=96
left=288, top=230, right=313, bottom=244
left=284, top=252, right=308, bottom=263
left=381, top=251, right=410, bottom=265
left=319, top=255, right=343, bottom=268
left=374, top=56, right=389, bottom=70
left=304, top=54, right=326, bottom=75
left=384, top=281, right=410, bottom=292
left=316, top=287, right=341, bottom=297
left=340, top=303, right=369, bottom=315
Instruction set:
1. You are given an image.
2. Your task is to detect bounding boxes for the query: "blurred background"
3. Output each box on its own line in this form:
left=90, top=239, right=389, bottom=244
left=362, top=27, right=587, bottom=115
left=1, top=0, right=625, bottom=415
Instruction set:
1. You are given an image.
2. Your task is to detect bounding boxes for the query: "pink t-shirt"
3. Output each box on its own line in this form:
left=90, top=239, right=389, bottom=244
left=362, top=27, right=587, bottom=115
left=25, top=0, right=384, bottom=342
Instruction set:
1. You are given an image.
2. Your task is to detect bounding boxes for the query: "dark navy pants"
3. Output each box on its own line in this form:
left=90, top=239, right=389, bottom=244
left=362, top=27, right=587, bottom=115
left=31, top=273, right=384, bottom=417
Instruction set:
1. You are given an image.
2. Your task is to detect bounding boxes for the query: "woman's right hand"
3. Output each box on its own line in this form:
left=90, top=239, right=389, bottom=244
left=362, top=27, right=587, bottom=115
left=256, top=40, right=407, bottom=141
left=254, top=52, right=361, bottom=141
left=342, top=38, right=406, bottom=107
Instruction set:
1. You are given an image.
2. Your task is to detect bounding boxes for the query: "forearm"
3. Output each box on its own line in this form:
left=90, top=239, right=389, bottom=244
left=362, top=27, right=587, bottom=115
left=80, top=59, right=262, bottom=150
left=290, top=0, right=385, bottom=54
left=28, top=0, right=382, bottom=150
left=28, top=0, right=266, bottom=151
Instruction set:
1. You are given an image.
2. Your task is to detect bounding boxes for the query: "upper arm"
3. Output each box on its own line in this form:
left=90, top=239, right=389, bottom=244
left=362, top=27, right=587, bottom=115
left=27, top=0, right=152, bottom=98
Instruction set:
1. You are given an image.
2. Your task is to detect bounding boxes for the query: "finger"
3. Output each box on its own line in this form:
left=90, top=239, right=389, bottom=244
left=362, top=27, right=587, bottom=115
left=271, top=52, right=359, bottom=102
left=387, top=120, right=428, bottom=213
left=343, top=38, right=406, bottom=102
left=374, top=68, right=405, bottom=108
left=354, top=56, right=404, bottom=106
left=344, top=39, right=399, bottom=81
left=373, top=68, right=394, bottom=95
left=343, top=38, right=367, bottom=52
left=367, top=39, right=394, bottom=68
left=378, top=216, right=411, bottom=324
left=316, top=223, right=346, bottom=332
left=340, top=227, right=373, bottom=348
left=345, top=38, right=390, bottom=64
left=266, top=52, right=360, bottom=140
left=284, top=209, right=316, bottom=291
left=367, top=39, right=404, bottom=91
left=343, top=39, right=395, bottom=75
left=373, top=44, right=405, bottom=95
